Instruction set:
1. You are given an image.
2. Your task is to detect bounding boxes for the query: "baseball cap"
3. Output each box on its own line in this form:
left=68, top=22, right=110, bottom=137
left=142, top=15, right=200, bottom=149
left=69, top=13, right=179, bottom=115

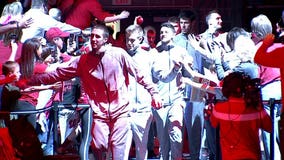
left=45, top=27, right=70, bottom=41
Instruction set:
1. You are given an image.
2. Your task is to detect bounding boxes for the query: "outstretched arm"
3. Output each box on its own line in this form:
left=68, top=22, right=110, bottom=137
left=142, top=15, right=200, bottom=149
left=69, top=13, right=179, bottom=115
left=182, top=77, right=216, bottom=95
left=104, top=11, right=130, bottom=23
left=188, top=34, right=216, bottom=62
left=0, top=74, right=17, bottom=85
left=21, top=81, right=62, bottom=93
left=254, top=33, right=284, bottom=68
left=0, top=17, right=33, bottom=34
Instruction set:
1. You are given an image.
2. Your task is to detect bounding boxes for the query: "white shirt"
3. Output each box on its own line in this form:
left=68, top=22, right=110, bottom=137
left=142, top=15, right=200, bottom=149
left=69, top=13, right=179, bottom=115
left=21, top=9, right=81, bottom=42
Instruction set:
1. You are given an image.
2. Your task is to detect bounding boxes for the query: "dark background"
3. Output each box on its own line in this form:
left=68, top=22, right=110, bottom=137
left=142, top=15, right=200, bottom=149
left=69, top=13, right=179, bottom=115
left=1, top=0, right=283, bottom=35
left=100, top=0, right=284, bottom=35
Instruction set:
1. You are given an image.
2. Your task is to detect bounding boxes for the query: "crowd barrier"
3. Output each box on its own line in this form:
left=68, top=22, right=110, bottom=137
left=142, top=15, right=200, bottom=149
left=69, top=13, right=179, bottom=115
left=0, top=102, right=92, bottom=160
left=1, top=99, right=283, bottom=160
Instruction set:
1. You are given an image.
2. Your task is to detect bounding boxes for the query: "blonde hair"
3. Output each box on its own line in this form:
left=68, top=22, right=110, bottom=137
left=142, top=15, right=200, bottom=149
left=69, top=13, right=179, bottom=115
left=0, top=2, right=23, bottom=24
left=251, top=14, right=272, bottom=39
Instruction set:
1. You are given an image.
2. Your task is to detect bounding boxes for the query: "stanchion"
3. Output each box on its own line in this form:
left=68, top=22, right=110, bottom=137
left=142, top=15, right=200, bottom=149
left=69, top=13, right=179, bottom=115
left=280, top=112, right=284, bottom=160
left=78, top=107, right=92, bottom=160
left=1, top=103, right=91, bottom=159
left=269, top=98, right=275, bottom=160
left=54, top=103, right=91, bottom=159
left=52, top=101, right=59, bottom=155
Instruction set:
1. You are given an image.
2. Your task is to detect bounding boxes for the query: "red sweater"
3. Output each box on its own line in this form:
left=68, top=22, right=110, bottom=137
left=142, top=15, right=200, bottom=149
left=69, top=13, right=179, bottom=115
left=63, top=0, right=112, bottom=29
left=210, top=98, right=272, bottom=160
left=255, top=42, right=281, bottom=86
left=254, top=37, right=284, bottom=110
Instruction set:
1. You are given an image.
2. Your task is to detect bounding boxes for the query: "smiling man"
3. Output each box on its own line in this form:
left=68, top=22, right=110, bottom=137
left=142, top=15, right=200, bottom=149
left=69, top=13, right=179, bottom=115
left=28, top=24, right=162, bottom=160
left=152, top=22, right=193, bottom=160
left=125, top=24, right=156, bottom=160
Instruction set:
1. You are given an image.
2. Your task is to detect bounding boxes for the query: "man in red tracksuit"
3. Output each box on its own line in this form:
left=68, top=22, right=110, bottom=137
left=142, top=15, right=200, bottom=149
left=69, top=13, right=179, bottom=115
left=28, top=24, right=162, bottom=159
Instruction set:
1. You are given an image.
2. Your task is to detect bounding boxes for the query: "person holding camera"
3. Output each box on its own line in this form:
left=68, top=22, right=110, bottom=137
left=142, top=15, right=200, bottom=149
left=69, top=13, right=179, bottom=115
left=42, top=27, right=85, bottom=156
left=45, top=27, right=77, bottom=63
left=210, top=72, right=272, bottom=160
left=0, top=21, right=23, bottom=75
left=0, top=1, right=32, bottom=74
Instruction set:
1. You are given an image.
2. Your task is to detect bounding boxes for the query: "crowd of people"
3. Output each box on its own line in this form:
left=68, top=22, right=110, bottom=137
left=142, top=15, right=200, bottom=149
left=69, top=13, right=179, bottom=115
left=0, top=0, right=283, bottom=160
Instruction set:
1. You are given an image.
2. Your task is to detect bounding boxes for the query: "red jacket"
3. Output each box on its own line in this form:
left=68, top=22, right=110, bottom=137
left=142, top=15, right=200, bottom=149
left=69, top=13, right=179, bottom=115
left=29, top=46, right=159, bottom=119
left=63, top=0, right=112, bottom=29
left=211, top=97, right=272, bottom=160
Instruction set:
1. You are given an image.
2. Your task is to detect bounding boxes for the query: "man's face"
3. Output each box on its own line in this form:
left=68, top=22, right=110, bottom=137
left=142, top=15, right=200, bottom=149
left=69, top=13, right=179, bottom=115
left=147, top=30, right=156, bottom=47
left=91, top=28, right=107, bottom=51
left=209, top=13, right=222, bottom=30
left=179, top=18, right=191, bottom=34
left=160, top=26, right=175, bottom=43
left=125, top=31, right=142, bottom=51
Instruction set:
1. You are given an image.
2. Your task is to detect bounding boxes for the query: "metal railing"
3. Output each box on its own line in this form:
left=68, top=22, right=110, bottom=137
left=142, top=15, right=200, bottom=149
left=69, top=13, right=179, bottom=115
left=0, top=102, right=92, bottom=160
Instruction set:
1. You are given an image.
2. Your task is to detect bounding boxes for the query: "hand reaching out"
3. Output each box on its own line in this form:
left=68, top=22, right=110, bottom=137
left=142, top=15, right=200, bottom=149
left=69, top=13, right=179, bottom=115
left=119, top=10, right=130, bottom=19
left=105, top=10, right=130, bottom=23
left=188, top=34, right=200, bottom=49
left=21, top=82, right=63, bottom=93
left=18, top=17, right=33, bottom=29
left=51, top=81, right=63, bottom=91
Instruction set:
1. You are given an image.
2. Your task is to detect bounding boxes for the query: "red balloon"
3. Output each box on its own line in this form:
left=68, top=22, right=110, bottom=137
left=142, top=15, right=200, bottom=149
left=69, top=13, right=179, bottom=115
left=136, top=16, right=143, bottom=25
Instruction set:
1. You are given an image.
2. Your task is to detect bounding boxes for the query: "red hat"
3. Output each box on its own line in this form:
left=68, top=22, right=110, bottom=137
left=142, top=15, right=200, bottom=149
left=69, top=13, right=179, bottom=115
left=46, top=27, right=70, bottom=41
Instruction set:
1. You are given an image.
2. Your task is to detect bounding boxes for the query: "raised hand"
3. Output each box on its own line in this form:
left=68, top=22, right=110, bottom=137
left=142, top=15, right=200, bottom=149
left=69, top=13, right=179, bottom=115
left=18, top=17, right=33, bottom=29
left=119, top=10, right=130, bottom=19
left=262, top=33, right=275, bottom=47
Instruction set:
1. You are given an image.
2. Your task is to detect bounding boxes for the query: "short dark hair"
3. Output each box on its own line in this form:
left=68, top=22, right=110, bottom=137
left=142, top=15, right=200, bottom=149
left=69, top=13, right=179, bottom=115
left=205, top=10, right=219, bottom=25
left=125, top=24, right=144, bottom=37
left=160, top=22, right=175, bottom=33
left=178, top=10, right=196, bottom=21
left=168, top=16, right=179, bottom=23
left=92, top=24, right=110, bottom=39
left=2, top=61, right=19, bottom=76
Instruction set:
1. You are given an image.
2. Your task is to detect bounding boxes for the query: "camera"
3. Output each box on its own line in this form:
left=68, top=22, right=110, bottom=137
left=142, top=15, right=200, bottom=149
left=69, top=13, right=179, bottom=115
left=67, top=33, right=78, bottom=52
left=69, top=33, right=76, bottom=45
left=42, top=43, right=58, bottom=63
left=68, top=32, right=91, bottom=48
